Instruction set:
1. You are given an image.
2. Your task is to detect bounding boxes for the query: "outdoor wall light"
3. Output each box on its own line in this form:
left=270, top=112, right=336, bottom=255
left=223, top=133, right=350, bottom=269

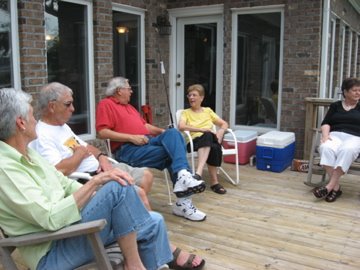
left=45, top=34, right=54, bottom=41
left=116, top=26, right=129, bottom=34
left=152, top=13, right=172, bottom=35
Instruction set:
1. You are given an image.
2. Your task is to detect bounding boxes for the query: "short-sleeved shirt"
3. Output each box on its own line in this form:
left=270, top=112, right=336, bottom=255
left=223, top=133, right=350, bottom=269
left=29, top=120, right=99, bottom=172
left=96, top=96, right=149, bottom=151
left=321, top=101, right=360, bottom=137
left=180, top=107, right=219, bottom=141
left=0, top=141, right=82, bottom=270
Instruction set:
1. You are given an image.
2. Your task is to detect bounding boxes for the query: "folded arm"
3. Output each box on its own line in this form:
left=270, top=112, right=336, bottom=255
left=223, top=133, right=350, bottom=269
left=97, top=128, right=150, bottom=146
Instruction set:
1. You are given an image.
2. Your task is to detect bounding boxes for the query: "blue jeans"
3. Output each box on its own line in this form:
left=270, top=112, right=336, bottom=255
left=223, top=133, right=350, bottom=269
left=37, top=182, right=172, bottom=270
left=115, top=128, right=190, bottom=184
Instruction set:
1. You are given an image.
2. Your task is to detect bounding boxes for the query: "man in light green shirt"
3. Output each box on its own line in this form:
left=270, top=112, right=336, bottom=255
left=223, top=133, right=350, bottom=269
left=0, top=141, right=82, bottom=269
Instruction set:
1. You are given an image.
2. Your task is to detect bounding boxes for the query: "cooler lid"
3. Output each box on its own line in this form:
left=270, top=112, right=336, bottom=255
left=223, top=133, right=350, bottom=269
left=224, top=130, right=258, bottom=142
left=257, top=131, right=295, bottom=148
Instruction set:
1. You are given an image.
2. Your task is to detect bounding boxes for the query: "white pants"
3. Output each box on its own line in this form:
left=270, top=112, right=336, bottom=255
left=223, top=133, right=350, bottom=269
left=319, top=131, right=360, bottom=173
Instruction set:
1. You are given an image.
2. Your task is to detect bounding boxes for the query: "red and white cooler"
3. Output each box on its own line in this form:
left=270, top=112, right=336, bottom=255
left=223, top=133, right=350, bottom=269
left=222, top=130, right=257, bottom=165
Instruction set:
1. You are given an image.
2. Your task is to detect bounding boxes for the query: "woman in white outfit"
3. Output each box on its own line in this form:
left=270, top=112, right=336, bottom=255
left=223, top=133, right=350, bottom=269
left=313, top=77, right=360, bottom=202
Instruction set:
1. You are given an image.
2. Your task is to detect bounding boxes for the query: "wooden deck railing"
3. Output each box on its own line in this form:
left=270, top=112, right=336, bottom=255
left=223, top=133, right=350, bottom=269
left=303, top=97, right=335, bottom=159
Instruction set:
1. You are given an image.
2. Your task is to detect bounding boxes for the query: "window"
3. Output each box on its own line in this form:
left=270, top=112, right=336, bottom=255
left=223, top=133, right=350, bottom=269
left=45, top=0, right=94, bottom=137
left=0, top=0, right=20, bottom=89
left=357, top=35, right=360, bottom=77
left=339, top=25, right=346, bottom=87
left=112, top=6, right=145, bottom=111
left=351, top=31, right=358, bottom=77
left=325, top=18, right=336, bottom=98
left=232, top=9, right=283, bottom=130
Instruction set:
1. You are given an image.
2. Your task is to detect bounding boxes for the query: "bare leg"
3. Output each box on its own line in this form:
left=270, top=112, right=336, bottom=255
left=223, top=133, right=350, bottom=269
left=207, top=164, right=219, bottom=186
left=196, top=147, right=210, bottom=176
left=118, top=232, right=146, bottom=270
left=137, top=169, right=153, bottom=210
left=137, top=187, right=151, bottom=210
left=324, top=166, right=344, bottom=191
left=140, top=169, right=154, bottom=194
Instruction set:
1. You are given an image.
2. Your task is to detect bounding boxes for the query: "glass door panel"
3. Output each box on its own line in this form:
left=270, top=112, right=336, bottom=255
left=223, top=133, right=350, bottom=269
left=235, top=12, right=281, bottom=128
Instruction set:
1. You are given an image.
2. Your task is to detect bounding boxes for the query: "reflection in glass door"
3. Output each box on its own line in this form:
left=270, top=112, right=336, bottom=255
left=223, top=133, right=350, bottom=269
left=0, top=0, right=15, bottom=88
left=184, top=23, right=216, bottom=109
left=45, top=1, right=91, bottom=135
left=176, top=16, right=223, bottom=114
left=234, top=12, right=281, bottom=129
left=113, top=11, right=141, bottom=111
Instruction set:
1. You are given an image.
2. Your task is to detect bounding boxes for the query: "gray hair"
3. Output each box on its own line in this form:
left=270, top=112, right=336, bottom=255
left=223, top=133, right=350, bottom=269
left=38, top=82, right=73, bottom=112
left=0, top=88, right=32, bottom=140
left=105, top=77, right=129, bottom=96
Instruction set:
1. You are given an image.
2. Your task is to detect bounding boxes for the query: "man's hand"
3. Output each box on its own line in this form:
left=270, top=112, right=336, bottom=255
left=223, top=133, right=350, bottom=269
left=93, top=168, right=134, bottom=186
left=97, top=155, right=113, bottom=173
left=72, top=145, right=92, bottom=159
left=130, top=135, right=149, bottom=145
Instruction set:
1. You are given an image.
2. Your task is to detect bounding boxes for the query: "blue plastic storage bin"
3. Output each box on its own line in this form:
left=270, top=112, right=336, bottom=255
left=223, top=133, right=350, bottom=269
left=256, top=131, right=295, bottom=173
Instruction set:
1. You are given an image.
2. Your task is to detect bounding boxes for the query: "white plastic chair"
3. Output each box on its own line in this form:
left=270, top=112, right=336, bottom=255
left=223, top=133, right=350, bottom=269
left=104, top=139, right=173, bottom=205
left=176, top=109, right=240, bottom=185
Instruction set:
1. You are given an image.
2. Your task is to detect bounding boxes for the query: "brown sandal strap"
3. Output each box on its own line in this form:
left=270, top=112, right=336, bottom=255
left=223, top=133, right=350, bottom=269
left=182, top=254, right=196, bottom=268
left=172, top=247, right=181, bottom=260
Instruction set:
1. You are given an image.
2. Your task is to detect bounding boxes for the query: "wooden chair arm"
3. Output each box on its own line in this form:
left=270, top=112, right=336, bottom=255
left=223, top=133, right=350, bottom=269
left=0, top=219, right=107, bottom=247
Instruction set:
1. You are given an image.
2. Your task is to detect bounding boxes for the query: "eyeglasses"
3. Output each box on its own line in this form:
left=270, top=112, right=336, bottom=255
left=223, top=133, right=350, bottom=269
left=120, top=86, right=132, bottom=91
left=63, top=101, right=73, bottom=108
left=187, top=93, right=200, bottom=98
left=51, top=99, right=73, bottom=108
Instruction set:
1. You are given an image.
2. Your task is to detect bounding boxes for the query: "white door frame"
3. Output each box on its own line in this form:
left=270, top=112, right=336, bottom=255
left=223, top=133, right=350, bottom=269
left=168, top=5, right=224, bottom=117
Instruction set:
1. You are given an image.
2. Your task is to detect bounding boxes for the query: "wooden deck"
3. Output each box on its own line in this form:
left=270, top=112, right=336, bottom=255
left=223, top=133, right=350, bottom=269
left=2, top=163, right=360, bottom=270
left=150, top=163, right=360, bottom=270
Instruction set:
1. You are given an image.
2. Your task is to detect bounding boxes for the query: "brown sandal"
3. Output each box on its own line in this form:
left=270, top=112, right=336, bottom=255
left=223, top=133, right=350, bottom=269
left=168, top=247, right=205, bottom=270
left=325, top=187, right=342, bottom=202
left=312, top=186, right=329, bottom=198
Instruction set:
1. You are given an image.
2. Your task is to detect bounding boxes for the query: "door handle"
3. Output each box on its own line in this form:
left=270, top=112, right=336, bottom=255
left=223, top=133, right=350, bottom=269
left=176, top=82, right=181, bottom=86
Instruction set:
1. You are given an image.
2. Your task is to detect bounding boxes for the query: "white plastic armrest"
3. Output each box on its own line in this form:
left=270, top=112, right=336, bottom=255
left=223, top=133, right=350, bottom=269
left=184, top=130, right=194, bottom=153
left=107, top=157, right=118, bottom=164
left=69, top=172, right=92, bottom=180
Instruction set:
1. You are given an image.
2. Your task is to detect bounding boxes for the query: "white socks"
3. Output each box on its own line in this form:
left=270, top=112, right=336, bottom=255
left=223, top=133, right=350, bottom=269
left=176, top=197, right=191, bottom=204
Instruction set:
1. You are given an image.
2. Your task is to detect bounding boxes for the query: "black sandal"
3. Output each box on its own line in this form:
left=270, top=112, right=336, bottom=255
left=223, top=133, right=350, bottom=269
left=210, top=183, right=227, bottom=194
left=312, top=186, right=329, bottom=198
left=325, top=188, right=342, bottom=202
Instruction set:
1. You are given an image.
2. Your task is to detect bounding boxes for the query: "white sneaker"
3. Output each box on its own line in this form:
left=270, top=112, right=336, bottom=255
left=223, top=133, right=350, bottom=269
left=172, top=198, right=207, bottom=221
left=173, top=170, right=205, bottom=197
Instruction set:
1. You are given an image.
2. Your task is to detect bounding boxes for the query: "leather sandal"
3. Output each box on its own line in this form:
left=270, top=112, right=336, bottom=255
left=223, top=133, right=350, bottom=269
left=312, top=186, right=329, bottom=198
left=168, top=247, right=205, bottom=270
left=325, top=187, right=342, bottom=202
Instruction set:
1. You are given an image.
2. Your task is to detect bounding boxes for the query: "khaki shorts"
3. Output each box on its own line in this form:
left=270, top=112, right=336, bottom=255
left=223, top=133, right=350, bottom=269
left=113, top=162, right=145, bottom=186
